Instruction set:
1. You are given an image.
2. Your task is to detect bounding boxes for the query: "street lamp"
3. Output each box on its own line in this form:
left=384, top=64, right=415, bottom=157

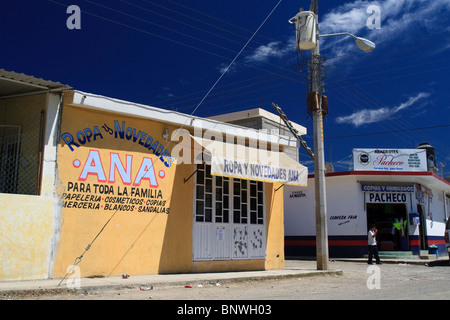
left=319, top=33, right=376, bottom=53
left=289, top=4, right=375, bottom=271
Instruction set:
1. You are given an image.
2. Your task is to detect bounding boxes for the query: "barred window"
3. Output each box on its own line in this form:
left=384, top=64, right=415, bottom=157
left=195, top=164, right=264, bottom=225
left=0, top=106, right=45, bottom=195
left=0, top=126, right=21, bottom=194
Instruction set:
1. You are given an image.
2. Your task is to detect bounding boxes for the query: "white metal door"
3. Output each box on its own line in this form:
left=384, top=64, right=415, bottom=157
left=193, top=165, right=266, bottom=261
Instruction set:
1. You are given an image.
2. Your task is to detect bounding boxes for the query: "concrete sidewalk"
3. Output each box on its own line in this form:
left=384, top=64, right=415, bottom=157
left=0, top=260, right=342, bottom=293
left=3, top=258, right=446, bottom=294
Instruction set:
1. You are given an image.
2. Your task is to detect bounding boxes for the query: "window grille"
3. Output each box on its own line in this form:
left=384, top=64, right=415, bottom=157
left=0, top=126, right=21, bottom=194
left=195, top=164, right=264, bottom=224
left=0, top=109, right=43, bottom=195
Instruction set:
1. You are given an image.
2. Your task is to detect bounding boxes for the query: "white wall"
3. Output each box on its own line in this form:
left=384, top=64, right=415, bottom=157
left=284, top=174, right=449, bottom=240
left=284, top=175, right=365, bottom=237
left=422, top=190, right=446, bottom=237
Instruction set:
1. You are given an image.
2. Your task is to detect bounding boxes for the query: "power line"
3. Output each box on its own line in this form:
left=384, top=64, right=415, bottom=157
left=165, top=0, right=277, bottom=43
left=93, top=1, right=303, bottom=83
left=323, top=62, right=450, bottom=156
left=189, top=0, right=283, bottom=116
left=138, top=0, right=273, bottom=46
left=50, top=0, right=303, bottom=90
left=85, top=0, right=242, bottom=56
left=49, top=0, right=231, bottom=60
left=326, top=124, right=450, bottom=140
left=120, top=0, right=252, bottom=48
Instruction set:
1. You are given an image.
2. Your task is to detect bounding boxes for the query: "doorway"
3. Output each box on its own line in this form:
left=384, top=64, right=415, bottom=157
left=366, top=203, right=409, bottom=251
left=417, top=204, right=428, bottom=250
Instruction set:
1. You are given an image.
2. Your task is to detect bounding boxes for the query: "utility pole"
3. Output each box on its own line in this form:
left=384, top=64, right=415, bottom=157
left=307, top=0, right=329, bottom=270
left=290, top=0, right=375, bottom=270
left=289, top=0, right=328, bottom=271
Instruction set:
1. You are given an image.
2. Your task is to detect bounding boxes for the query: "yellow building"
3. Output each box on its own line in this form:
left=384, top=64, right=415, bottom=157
left=0, top=70, right=307, bottom=280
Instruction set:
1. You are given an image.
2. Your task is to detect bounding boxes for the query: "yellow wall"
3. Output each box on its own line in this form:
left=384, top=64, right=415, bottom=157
left=52, top=104, right=184, bottom=277
left=52, top=102, right=287, bottom=277
left=265, top=183, right=285, bottom=270
left=0, top=194, right=55, bottom=280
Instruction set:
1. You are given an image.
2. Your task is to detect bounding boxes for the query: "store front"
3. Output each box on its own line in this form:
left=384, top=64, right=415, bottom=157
left=366, top=203, right=408, bottom=251
left=285, top=170, right=450, bottom=258
left=0, top=70, right=311, bottom=281
left=285, top=148, right=450, bottom=259
left=192, top=164, right=267, bottom=261
left=363, top=184, right=413, bottom=251
left=189, top=131, right=308, bottom=265
left=50, top=90, right=308, bottom=277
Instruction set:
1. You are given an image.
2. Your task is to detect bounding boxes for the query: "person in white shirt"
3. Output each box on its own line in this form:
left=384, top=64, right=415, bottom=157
left=368, top=224, right=382, bottom=264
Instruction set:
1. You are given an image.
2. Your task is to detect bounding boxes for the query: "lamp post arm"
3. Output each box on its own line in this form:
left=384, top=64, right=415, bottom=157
left=319, top=32, right=357, bottom=39
left=319, top=33, right=376, bottom=52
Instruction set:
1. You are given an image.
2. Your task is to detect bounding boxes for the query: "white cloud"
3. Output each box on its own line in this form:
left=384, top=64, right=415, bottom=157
left=320, top=1, right=369, bottom=35
left=216, top=62, right=238, bottom=75
left=226, top=0, right=450, bottom=71
left=320, top=0, right=450, bottom=58
left=157, top=86, right=175, bottom=99
left=217, top=39, right=295, bottom=73
left=392, top=92, right=430, bottom=112
left=336, top=92, right=430, bottom=127
left=244, top=41, right=292, bottom=63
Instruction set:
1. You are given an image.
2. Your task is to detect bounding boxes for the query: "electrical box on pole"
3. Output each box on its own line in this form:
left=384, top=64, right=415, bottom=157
left=307, top=92, right=328, bottom=116
left=289, top=11, right=318, bottom=50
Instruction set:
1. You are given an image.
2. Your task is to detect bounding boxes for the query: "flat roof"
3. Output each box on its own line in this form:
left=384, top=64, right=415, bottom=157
left=308, top=170, right=450, bottom=192
left=208, top=108, right=307, bottom=136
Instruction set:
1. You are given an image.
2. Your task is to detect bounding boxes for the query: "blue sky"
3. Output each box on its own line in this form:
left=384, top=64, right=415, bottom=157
left=1, top=0, right=449, bottom=176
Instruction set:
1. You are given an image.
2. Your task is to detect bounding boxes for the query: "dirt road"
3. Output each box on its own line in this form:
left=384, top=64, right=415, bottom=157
left=2, top=260, right=449, bottom=300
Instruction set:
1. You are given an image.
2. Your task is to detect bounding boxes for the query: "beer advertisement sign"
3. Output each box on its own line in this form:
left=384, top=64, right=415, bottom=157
left=353, top=148, right=427, bottom=172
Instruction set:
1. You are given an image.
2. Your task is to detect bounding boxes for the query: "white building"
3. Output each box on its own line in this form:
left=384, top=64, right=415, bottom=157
left=284, top=148, right=450, bottom=258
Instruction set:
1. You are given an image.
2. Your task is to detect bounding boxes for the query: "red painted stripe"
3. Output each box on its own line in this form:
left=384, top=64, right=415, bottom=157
left=407, top=239, right=445, bottom=246
left=285, top=240, right=316, bottom=246
left=428, top=240, right=446, bottom=245
left=287, top=239, right=445, bottom=247
left=329, top=240, right=367, bottom=246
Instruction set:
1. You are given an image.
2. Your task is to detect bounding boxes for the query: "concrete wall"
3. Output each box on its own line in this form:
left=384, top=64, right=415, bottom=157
left=0, top=93, right=61, bottom=280
left=285, top=175, right=363, bottom=237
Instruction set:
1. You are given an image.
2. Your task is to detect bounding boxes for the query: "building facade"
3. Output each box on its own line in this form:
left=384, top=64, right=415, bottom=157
left=0, top=70, right=308, bottom=281
left=285, top=148, right=450, bottom=259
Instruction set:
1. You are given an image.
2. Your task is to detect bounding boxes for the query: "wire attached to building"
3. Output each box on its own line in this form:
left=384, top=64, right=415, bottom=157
left=53, top=1, right=283, bottom=284
left=58, top=209, right=119, bottom=286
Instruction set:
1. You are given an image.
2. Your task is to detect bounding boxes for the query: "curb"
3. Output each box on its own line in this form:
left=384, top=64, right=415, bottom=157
left=0, top=267, right=343, bottom=296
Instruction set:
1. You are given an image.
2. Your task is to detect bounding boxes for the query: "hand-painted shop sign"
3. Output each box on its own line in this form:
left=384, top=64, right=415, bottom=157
left=220, top=158, right=304, bottom=185
left=192, top=136, right=307, bottom=186
left=362, top=184, right=412, bottom=203
left=289, top=190, right=306, bottom=198
left=353, top=148, right=426, bottom=172
left=366, top=192, right=408, bottom=203
left=59, top=119, right=173, bottom=214
left=61, top=120, right=174, bottom=167
left=361, top=184, right=414, bottom=192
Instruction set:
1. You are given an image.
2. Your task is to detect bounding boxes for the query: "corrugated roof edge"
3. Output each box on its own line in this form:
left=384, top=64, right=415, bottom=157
left=0, top=68, right=71, bottom=90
